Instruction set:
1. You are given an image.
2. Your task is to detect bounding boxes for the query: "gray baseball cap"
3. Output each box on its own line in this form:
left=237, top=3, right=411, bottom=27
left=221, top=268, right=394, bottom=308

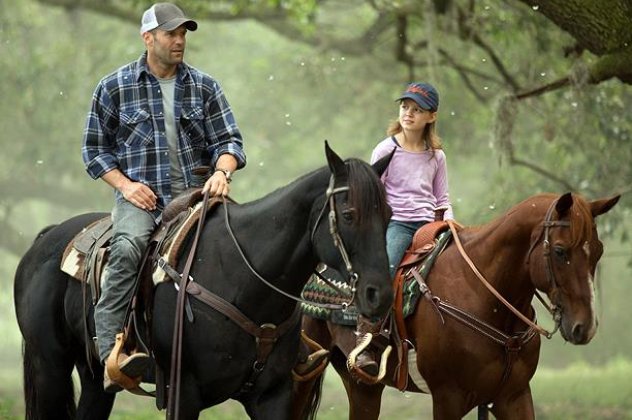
left=140, top=3, right=198, bottom=34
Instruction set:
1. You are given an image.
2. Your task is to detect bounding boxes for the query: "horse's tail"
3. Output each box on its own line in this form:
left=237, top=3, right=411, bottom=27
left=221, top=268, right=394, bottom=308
left=302, top=373, right=325, bottom=420
left=22, top=341, right=76, bottom=419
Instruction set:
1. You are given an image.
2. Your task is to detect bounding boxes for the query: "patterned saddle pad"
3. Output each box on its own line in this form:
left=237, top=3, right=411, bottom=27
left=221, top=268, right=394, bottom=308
left=300, top=230, right=452, bottom=325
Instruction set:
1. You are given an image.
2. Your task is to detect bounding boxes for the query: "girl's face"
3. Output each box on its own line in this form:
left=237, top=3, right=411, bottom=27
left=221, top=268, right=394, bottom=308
left=398, top=99, right=437, bottom=131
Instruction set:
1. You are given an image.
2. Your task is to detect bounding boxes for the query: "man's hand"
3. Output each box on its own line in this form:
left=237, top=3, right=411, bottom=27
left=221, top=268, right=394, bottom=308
left=203, top=171, right=230, bottom=197
left=120, top=181, right=157, bottom=211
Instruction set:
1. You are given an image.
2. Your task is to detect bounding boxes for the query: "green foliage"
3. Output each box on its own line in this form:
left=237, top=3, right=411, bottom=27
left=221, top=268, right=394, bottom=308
left=1, top=2, right=632, bottom=414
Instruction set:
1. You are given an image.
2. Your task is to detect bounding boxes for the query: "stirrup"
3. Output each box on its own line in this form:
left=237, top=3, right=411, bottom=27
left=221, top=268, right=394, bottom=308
left=347, top=333, right=392, bottom=384
left=105, top=333, right=143, bottom=391
left=104, top=332, right=154, bottom=396
left=292, top=330, right=330, bottom=382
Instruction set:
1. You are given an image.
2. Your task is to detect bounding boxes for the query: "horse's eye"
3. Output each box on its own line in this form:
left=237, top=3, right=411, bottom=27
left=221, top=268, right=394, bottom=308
left=341, top=209, right=355, bottom=223
left=553, top=246, right=567, bottom=260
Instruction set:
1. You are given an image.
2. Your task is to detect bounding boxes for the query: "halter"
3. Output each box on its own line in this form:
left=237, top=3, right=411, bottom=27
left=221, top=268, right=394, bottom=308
left=225, top=173, right=358, bottom=310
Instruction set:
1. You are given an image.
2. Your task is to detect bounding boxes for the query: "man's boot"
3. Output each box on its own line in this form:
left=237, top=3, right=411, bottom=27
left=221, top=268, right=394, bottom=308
left=103, top=332, right=151, bottom=393
left=347, top=315, right=391, bottom=384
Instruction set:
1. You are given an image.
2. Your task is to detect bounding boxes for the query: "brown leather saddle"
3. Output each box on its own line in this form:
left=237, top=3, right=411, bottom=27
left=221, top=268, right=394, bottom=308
left=58, top=189, right=228, bottom=390
left=60, top=189, right=223, bottom=303
left=391, top=220, right=455, bottom=390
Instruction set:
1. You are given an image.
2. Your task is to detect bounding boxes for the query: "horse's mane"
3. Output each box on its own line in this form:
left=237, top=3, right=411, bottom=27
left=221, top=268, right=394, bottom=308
left=460, top=193, right=594, bottom=246
left=346, top=158, right=390, bottom=226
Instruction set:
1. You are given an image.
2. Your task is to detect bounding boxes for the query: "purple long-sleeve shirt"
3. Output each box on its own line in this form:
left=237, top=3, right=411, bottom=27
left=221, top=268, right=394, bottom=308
left=370, top=136, right=454, bottom=222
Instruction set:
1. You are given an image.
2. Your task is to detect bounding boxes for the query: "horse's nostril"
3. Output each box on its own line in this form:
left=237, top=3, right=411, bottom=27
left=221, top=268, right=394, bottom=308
left=572, top=323, right=584, bottom=342
left=366, top=286, right=379, bottom=307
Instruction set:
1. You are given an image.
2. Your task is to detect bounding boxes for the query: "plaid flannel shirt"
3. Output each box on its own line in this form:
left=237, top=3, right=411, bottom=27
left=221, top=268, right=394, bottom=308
left=82, top=52, right=246, bottom=213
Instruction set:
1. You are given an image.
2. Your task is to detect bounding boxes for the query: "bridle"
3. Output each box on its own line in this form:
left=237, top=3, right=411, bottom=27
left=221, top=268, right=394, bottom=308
left=225, top=173, right=359, bottom=310
left=450, top=196, right=574, bottom=339
left=526, top=198, right=572, bottom=336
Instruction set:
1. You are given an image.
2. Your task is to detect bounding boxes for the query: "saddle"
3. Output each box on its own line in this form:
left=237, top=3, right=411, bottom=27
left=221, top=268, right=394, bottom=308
left=60, top=189, right=224, bottom=297
left=59, top=189, right=226, bottom=389
left=391, top=220, right=452, bottom=390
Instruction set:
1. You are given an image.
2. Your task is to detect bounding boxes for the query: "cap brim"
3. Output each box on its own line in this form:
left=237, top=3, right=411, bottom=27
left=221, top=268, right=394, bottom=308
left=159, top=18, right=198, bottom=32
left=396, top=93, right=434, bottom=111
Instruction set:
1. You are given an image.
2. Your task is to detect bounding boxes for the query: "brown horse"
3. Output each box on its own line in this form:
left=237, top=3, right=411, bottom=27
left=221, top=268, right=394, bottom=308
left=292, top=192, right=620, bottom=420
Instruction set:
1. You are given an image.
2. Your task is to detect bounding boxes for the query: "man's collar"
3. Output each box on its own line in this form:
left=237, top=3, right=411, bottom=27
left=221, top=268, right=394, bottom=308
left=135, top=51, right=191, bottom=82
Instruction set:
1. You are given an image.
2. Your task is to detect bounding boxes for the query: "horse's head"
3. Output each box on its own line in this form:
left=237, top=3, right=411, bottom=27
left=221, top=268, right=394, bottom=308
left=309, top=142, right=393, bottom=318
left=528, top=193, right=620, bottom=344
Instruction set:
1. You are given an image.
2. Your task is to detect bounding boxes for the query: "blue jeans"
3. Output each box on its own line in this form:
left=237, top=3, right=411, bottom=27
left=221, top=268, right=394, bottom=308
left=94, top=199, right=156, bottom=363
left=386, top=220, right=427, bottom=278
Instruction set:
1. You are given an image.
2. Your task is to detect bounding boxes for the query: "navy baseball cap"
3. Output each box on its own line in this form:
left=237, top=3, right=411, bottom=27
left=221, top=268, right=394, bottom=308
left=396, top=82, right=439, bottom=111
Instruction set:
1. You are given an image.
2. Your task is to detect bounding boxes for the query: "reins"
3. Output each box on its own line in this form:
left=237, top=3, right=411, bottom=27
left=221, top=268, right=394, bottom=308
left=161, top=172, right=372, bottom=416
left=223, top=174, right=358, bottom=311
left=446, top=199, right=568, bottom=339
left=167, top=190, right=210, bottom=420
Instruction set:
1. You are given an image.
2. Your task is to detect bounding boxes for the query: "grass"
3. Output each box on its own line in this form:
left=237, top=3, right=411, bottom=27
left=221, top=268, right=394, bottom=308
left=3, top=359, right=632, bottom=419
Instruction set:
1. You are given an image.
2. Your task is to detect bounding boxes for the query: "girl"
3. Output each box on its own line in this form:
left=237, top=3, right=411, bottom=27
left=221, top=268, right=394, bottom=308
left=352, top=82, right=454, bottom=382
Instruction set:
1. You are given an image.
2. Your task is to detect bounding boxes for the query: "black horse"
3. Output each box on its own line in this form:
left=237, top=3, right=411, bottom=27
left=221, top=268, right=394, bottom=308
left=14, top=143, right=394, bottom=419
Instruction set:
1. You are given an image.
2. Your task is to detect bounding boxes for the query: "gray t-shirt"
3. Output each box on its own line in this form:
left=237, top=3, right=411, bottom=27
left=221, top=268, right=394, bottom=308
left=157, top=76, right=185, bottom=197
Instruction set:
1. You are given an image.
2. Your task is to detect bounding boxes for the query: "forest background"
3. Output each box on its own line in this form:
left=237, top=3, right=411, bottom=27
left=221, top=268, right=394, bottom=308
left=1, top=0, right=631, bottom=418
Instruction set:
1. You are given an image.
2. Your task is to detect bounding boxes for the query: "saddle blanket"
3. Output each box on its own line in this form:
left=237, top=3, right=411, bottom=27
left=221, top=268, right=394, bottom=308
left=300, top=230, right=452, bottom=325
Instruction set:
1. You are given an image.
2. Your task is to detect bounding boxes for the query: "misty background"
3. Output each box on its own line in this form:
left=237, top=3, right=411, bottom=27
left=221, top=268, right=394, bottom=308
left=1, top=0, right=631, bottom=418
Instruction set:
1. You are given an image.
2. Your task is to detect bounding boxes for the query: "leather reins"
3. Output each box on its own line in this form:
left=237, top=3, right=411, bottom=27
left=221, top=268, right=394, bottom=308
left=224, top=174, right=359, bottom=310
left=447, top=196, right=570, bottom=339
left=161, top=173, right=362, bottom=418
left=167, top=190, right=210, bottom=420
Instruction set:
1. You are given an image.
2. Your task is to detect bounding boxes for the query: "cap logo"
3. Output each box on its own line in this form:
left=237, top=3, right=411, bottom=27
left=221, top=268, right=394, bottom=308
left=407, top=85, right=430, bottom=98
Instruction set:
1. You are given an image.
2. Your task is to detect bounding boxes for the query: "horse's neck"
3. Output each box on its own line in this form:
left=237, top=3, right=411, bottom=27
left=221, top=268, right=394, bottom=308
left=223, top=170, right=329, bottom=289
left=460, top=209, right=542, bottom=302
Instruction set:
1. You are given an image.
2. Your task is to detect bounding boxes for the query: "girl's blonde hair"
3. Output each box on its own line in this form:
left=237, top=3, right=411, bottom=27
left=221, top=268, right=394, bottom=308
left=386, top=118, right=442, bottom=151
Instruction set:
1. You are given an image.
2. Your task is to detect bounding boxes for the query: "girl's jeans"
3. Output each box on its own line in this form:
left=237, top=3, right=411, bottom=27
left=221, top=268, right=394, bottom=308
left=386, top=219, right=427, bottom=279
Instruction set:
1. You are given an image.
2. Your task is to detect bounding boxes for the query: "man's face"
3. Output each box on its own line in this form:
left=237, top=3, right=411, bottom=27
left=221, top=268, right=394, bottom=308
left=145, top=26, right=188, bottom=68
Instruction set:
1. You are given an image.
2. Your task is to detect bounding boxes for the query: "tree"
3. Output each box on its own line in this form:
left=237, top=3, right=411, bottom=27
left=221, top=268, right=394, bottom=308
left=3, top=0, right=630, bottom=258
left=33, top=0, right=632, bottom=190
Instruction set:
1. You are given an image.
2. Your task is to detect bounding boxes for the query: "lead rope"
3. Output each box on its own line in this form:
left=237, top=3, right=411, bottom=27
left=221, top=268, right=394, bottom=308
left=446, top=220, right=555, bottom=338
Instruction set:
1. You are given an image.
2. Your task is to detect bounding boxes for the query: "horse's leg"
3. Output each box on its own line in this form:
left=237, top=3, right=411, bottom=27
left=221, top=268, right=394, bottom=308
left=173, top=372, right=203, bottom=420
left=291, top=317, right=333, bottom=420
left=490, top=386, right=535, bottom=420
left=430, top=390, right=469, bottom=420
left=243, top=379, right=294, bottom=420
left=75, top=361, right=115, bottom=420
left=330, top=350, right=385, bottom=420
left=22, top=341, right=76, bottom=420
left=291, top=373, right=326, bottom=420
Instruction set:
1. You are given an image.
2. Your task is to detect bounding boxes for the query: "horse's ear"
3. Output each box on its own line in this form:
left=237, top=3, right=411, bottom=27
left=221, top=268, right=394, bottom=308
left=590, top=195, right=620, bottom=218
left=372, top=147, right=395, bottom=177
left=324, top=140, right=346, bottom=177
left=555, top=192, right=573, bottom=216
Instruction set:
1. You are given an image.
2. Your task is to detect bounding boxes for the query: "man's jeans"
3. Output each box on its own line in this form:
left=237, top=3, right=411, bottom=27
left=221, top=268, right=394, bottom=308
left=94, top=199, right=156, bottom=363
left=386, top=220, right=427, bottom=279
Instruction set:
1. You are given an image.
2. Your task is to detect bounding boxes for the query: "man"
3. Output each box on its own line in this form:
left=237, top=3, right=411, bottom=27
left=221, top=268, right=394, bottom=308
left=82, top=2, right=246, bottom=392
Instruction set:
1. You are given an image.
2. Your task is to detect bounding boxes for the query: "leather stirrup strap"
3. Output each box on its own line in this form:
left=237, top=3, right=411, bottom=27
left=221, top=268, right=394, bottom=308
left=167, top=191, right=210, bottom=420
